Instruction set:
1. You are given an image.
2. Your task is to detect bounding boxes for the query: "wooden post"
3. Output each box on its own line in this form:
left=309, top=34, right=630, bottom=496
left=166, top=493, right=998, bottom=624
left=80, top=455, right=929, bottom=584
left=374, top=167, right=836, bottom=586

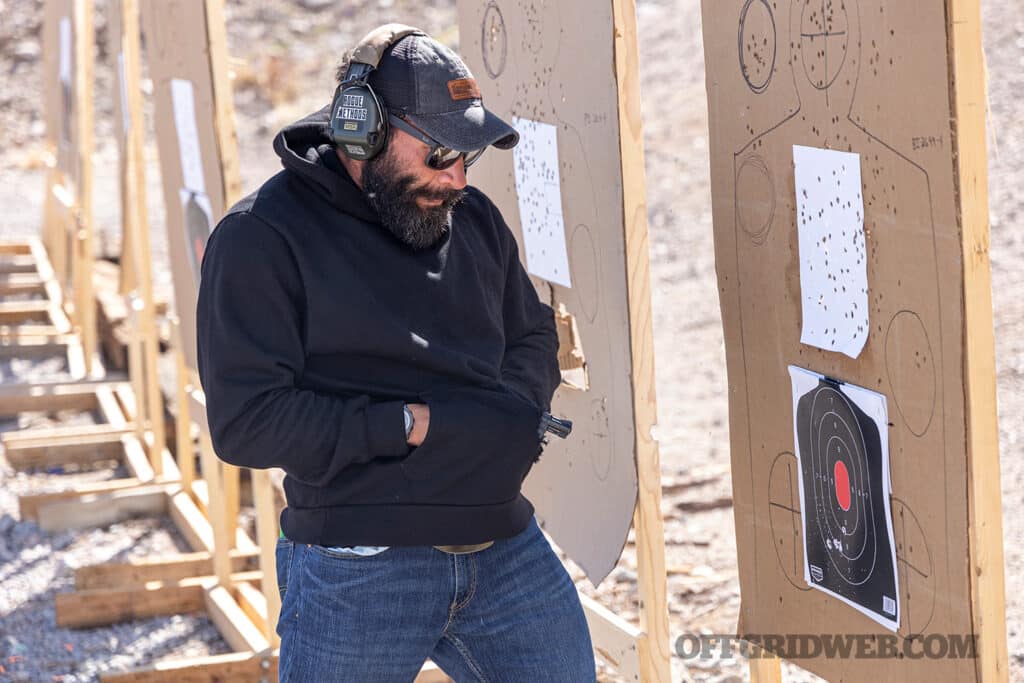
left=172, top=318, right=196, bottom=493
left=749, top=646, right=783, bottom=683
left=41, top=167, right=66, bottom=280
left=197, top=415, right=232, bottom=587
left=126, top=296, right=147, bottom=446
left=949, top=0, right=1010, bottom=679
left=611, top=0, right=671, bottom=681
left=203, top=0, right=242, bottom=208
left=252, top=469, right=282, bottom=646
left=223, top=458, right=241, bottom=547
left=71, top=0, right=97, bottom=375
left=118, top=0, right=166, bottom=472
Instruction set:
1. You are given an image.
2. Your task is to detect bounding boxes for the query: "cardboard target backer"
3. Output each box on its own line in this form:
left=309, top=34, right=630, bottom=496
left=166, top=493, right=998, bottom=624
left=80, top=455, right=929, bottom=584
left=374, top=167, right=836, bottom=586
left=457, top=0, right=641, bottom=583
left=702, top=0, right=994, bottom=678
left=43, top=0, right=78, bottom=179
left=141, top=0, right=229, bottom=372
left=42, top=0, right=81, bottom=289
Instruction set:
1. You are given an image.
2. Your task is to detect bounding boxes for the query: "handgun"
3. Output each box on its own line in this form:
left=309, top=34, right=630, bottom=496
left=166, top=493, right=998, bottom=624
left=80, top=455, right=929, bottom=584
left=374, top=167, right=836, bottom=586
left=538, top=412, right=573, bottom=440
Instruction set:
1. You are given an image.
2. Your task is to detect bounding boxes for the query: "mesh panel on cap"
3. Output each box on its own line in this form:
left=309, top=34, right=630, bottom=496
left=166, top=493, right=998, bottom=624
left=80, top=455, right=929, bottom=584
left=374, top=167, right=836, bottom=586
left=368, top=37, right=418, bottom=113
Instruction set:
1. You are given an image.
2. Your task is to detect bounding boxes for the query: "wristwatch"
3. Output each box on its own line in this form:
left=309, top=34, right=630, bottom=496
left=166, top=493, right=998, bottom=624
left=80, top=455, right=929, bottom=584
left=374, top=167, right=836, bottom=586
left=403, top=405, right=414, bottom=440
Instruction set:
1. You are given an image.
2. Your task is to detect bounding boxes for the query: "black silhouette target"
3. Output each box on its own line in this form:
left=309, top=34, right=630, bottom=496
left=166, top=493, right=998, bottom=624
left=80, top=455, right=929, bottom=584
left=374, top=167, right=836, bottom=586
left=795, top=375, right=899, bottom=628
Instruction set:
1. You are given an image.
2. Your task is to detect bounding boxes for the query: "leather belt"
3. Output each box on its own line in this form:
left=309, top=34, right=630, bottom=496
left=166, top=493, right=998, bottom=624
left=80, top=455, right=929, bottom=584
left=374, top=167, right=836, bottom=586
left=433, top=541, right=494, bottom=554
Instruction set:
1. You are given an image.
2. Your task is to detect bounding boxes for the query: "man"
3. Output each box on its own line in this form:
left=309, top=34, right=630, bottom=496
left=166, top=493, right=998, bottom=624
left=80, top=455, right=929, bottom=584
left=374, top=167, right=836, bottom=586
left=196, top=26, right=596, bottom=682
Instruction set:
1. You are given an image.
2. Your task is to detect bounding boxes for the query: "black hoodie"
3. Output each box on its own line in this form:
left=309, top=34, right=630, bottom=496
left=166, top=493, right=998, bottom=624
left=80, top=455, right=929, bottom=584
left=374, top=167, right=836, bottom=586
left=196, top=107, right=561, bottom=546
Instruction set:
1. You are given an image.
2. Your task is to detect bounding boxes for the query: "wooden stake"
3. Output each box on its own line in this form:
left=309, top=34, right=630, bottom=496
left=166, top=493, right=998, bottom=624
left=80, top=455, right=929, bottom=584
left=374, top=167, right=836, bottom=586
left=203, top=0, right=241, bottom=207
left=197, top=422, right=233, bottom=586
left=949, top=1, right=1010, bottom=680
left=119, top=0, right=166, bottom=470
left=611, top=0, right=671, bottom=681
left=172, top=318, right=196, bottom=492
left=749, top=646, right=783, bottom=683
left=252, top=468, right=282, bottom=646
left=71, top=0, right=97, bottom=375
left=204, top=583, right=270, bottom=653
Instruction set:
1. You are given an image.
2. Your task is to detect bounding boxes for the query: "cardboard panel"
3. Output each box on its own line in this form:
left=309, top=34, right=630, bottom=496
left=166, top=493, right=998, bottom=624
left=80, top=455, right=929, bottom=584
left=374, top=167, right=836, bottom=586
left=141, top=0, right=228, bottom=372
left=457, top=0, right=639, bottom=583
left=702, top=0, right=980, bottom=678
left=41, top=0, right=80, bottom=289
left=107, top=0, right=131, bottom=270
left=42, top=0, right=78, bottom=180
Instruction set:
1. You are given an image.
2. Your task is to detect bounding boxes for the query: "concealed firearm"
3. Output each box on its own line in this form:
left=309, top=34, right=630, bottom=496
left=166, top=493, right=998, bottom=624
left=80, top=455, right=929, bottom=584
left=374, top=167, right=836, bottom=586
left=538, top=412, right=573, bottom=441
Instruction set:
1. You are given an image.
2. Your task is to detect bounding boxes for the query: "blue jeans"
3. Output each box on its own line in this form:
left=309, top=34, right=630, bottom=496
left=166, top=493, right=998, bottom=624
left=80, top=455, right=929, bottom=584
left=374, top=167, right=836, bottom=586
left=275, top=515, right=597, bottom=682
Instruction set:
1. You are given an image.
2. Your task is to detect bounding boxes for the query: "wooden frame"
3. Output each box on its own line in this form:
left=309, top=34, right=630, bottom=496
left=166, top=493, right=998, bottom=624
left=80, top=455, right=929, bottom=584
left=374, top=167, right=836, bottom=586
left=112, top=0, right=166, bottom=475
left=38, top=0, right=98, bottom=376
left=0, top=238, right=87, bottom=378
left=10, top=0, right=171, bottom=520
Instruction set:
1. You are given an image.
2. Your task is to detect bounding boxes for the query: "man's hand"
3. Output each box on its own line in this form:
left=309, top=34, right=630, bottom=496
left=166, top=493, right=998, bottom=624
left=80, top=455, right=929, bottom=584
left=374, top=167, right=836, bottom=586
left=406, top=403, right=430, bottom=446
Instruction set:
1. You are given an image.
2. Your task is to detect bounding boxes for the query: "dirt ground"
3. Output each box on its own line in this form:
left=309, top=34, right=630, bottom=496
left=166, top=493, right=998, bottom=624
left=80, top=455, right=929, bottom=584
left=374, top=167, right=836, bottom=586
left=0, top=0, right=1021, bottom=681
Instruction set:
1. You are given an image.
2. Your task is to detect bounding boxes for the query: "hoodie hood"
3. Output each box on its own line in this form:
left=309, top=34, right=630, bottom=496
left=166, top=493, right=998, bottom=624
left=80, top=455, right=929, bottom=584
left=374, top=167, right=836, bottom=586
left=272, top=105, right=379, bottom=224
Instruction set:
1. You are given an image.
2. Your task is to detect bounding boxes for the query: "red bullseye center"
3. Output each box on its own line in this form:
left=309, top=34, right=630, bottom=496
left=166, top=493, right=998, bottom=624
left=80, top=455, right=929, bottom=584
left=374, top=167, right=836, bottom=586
left=834, top=460, right=851, bottom=511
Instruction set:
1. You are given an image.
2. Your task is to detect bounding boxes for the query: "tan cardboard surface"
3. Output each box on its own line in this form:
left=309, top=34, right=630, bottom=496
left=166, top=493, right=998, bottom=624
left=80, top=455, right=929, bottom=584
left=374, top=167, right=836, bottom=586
left=42, top=0, right=77, bottom=180
left=702, top=0, right=982, bottom=678
left=141, top=0, right=228, bottom=372
left=457, top=0, right=640, bottom=584
left=42, top=0, right=79, bottom=290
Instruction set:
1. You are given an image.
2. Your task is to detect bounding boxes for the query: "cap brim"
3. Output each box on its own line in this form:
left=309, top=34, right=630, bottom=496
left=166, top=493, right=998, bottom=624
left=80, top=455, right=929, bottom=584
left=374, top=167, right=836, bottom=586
left=405, top=103, right=519, bottom=152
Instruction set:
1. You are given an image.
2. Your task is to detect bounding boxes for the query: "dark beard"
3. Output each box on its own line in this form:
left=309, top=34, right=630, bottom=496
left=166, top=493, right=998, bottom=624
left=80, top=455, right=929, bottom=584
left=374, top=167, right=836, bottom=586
left=362, top=150, right=465, bottom=250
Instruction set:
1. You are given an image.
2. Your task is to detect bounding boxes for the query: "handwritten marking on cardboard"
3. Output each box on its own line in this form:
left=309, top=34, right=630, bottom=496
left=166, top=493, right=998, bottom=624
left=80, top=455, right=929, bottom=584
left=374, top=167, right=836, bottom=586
left=512, top=116, right=572, bottom=288
left=794, top=145, right=867, bottom=358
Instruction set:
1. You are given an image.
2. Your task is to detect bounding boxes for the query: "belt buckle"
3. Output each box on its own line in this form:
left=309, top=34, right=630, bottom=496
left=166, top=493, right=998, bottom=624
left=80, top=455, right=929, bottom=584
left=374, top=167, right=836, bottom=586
left=433, top=541, right=494, bottom=555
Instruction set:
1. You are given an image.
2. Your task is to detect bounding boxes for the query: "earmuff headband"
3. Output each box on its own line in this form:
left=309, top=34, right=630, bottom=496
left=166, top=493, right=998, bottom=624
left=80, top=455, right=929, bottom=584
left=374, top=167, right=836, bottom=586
left=329, top=24, right=427, bottom=161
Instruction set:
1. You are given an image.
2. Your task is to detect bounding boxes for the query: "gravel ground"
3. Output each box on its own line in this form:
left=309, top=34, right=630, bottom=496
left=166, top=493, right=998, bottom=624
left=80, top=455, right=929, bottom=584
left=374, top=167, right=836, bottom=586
left=1, top=0, right=1022, bottom=682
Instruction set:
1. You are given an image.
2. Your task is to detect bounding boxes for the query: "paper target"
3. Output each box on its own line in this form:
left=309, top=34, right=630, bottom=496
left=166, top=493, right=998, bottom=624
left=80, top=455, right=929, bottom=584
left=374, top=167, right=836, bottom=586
left=789, top=365, right=899, bottom=631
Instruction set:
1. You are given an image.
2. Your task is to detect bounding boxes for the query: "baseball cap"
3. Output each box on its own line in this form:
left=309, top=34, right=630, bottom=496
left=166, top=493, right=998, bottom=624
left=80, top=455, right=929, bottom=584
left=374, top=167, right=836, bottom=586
left=368, top=33, right=519, bottom=153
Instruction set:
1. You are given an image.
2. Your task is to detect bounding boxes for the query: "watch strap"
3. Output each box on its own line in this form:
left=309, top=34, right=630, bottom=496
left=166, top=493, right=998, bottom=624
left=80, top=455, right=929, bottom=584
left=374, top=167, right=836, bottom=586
left=403, top=405, right=414, bottom=439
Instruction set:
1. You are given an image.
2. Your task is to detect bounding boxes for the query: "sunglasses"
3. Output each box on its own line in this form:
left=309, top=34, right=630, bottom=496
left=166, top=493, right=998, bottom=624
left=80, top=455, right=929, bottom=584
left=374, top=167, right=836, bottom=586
left=388, top=114, right=486, bottom=171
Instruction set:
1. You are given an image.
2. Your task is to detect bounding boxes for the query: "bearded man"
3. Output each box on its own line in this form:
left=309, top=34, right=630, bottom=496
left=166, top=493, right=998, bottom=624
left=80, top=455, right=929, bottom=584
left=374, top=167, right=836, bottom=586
left=196, top=25, right=596, bottom=683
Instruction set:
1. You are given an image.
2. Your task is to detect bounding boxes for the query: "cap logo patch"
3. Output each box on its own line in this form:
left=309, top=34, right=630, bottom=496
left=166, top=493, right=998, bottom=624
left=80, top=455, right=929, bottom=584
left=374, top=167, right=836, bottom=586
left=447, top=78, right=481, bottom=101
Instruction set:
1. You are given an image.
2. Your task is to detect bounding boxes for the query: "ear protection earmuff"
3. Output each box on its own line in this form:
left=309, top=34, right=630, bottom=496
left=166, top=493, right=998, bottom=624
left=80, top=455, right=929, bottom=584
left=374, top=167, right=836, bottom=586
left=329, top=24, right=425, bottom=161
